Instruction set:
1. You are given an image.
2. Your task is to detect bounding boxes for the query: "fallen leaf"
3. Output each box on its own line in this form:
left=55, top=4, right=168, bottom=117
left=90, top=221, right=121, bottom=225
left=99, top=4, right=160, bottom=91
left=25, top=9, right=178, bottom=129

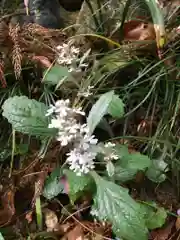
left=175, top=211, right=180, bottom=230
left=44, top=208, right=59, bottom=232
left=123, top=20, right=156, bottom=41
left=150, top=221, right=174, bottom=240
left=25, top=211, right=33, bottom=224
left=0, top=189, right=15, bottom=226
left=58, top=222, right=72, bottom=234
left=32, top=56, right=52, bottom=68
left=66, top=225, right=84, bottom=240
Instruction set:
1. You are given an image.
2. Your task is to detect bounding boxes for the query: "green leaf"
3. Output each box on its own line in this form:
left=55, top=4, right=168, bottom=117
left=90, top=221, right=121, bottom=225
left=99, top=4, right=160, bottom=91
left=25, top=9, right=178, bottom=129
left=0, top=148, right=11, bottom=162
left=146, top=159, right=168, bottom=183
left=2, top=96, right=56, bottom=137
left=144, top=0, right=166, bottom=48
left=15, top=143, right=29, bottom=155
left=106, top=161, right=115, bottom=177
left=139, top=202, right=167, bottom=230
left=87, top=91, right=114, bottom=134
left=114, top=166, right=137, bottom=182
left=64, top=169, right=95, bottom=203
left=91, top=172, right=148, bottom=240
left=0, top=233, right=4, bottom=240
left=114, top=145, right=151, bottom=182
left=43, top=65, right=70, bottom=86
left=43, top=167, right=64, bottom=200
left=107, top=94, right=125, bottom=118
left=121, top=152, right=151, bottom=170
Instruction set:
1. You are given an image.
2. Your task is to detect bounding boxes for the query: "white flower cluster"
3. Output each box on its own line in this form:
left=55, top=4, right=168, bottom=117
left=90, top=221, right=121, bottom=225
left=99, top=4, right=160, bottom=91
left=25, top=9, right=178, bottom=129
left=46, top=99, right=85, bottom=146
left=56, top=41, right=90, bottom=73
left=103, top=142, right=119, bottom=161
left=47, top=99, right=98, bottom=175
left=77, top=85, right=94, bottom=98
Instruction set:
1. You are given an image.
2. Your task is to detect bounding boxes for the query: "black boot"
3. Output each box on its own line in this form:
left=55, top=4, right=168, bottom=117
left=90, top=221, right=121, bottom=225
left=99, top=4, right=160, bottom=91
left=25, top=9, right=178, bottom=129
left=28, top=0, right=64, bottom=29
left=59, top=0, right=83, bottom=11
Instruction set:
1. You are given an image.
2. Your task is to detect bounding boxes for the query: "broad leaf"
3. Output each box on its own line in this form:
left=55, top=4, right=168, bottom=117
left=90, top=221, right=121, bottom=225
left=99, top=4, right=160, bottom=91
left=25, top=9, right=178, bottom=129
left=91, top=172, right=148, bottom=240
left=108, top=94, right=125, bottom=118
left=146, top=159, right=168, bottom=183
left=64, top=169, right=95, bottom=203
left=114, top=144, right=151, bottom=182
left=139, top=202, right=167, bottom=230
left=2, top=96, right=56, bottom=137
left=43, top=65, right=70, bottom=86
left=43, top=167, right=64, bottom=200
left=114, top=165, right=137, bottom=182
left=87, top=91, right=114, bottom=134
left=120, top=152, right=151, bottom=170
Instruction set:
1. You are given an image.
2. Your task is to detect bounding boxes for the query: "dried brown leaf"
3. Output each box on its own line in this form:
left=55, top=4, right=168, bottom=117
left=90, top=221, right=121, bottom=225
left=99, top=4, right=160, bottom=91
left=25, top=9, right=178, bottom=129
left=151, top=221, right=174, bottom=240
left=0, top=188, right=15, bottom=226
left=32, top=55, right=52, bottom=68
left=44, top=208, right=59, bottom=232
left=123, top=20, right=156, bottom=41
left=66, top=225, right=84, bottom=240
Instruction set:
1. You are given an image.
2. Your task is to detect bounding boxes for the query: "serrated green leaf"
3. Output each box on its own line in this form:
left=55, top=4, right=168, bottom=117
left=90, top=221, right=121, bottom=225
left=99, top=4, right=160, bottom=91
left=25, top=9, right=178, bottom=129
left=146, top=159, right=168, bottom=183
left=87, top=91, right=114, bottom=134
left=2, top=96, right=56, bottom=137
left=0, top=233, right=4, bottom=240
left=121, top=152, right=151, bottom=170
left=43, top=167, right=64, bottom=200
left=107, top=94, right=124, bottom=118
left=64, top=169, right=95, bottom=203
left=139, top=202, right=167, bottom=230
left=146, top=207, right=167, bottom=229
left=114, top=144, right=151, bottom=182
left=43, top=65, right=70, bottom=86
left=114, top=166, right=137, bottom=182
left=91, top=172, right=148, bottom=240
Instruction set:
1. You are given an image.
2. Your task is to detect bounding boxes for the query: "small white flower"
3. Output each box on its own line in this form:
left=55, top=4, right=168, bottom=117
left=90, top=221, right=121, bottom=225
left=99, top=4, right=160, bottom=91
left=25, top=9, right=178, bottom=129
left=78, top=86, right=94, bottom=98
left=56, top=41, right=90, bottom=74
left=72, top=107, right=85, bottom=116
left=66, top=130, right=98, bottom=175
left=46, top=105, right=56, bottom=116
left=104, top=153, right=119, bottom=161
left=47, top=99, right=98, bottom=175
left=67, top=146, right=97, bottom=176
left=103, top=142, right=119, bottom=161
left=104, top=142, right=116, bottom=148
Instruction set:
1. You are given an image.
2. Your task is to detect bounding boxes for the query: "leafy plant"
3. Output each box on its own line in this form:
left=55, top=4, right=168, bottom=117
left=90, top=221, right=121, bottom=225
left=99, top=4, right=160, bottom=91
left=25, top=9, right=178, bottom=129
left=63, top=169, right=95, bottom=203
left=43, top=167, right=65, bottom=200
left=112, top=144, right=151, bottom=182
left=91, top=171, right=148, bottom=240
left=139, top=202, right=167, bottom=230
left=43, top=64, right=70, bottom=86
left=87, top=90, right=125, bottom=134
left=145, top=158, right=168, bottom=183
left=2, top=96, right=56, bottom=137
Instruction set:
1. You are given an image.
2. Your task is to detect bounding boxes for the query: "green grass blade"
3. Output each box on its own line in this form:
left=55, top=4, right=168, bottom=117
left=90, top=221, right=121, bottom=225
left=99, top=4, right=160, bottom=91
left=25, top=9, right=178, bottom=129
left=144, top=0, right=166, bottom=48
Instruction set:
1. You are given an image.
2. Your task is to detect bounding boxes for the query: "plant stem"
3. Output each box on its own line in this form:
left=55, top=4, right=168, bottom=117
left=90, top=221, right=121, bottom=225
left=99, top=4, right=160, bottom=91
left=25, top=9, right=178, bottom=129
left=9, top=128, right=15, bottom=178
